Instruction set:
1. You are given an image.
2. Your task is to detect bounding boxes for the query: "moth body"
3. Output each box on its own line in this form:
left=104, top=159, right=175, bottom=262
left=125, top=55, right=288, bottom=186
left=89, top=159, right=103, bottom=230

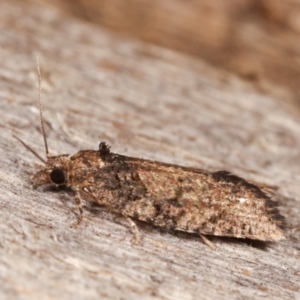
left=31, top=142, right=286, bottom=242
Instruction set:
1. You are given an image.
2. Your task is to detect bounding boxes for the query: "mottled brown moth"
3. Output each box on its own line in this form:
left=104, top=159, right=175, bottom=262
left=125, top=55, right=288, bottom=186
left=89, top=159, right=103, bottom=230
left=15, top=59, right=286, bottom=248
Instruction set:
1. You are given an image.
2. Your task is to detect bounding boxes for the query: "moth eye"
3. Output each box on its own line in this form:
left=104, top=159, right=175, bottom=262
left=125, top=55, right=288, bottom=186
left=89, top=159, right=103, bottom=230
left=50, top=168, right=65, bottom=184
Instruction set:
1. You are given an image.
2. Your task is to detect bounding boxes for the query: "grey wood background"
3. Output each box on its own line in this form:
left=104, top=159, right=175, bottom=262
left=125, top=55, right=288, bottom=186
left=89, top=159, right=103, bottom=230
left=0, top=1, right=299, bottom=299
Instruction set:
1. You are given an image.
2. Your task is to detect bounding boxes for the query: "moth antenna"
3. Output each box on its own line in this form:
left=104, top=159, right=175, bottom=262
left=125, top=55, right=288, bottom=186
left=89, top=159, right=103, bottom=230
left=13, top=135, right=47, bottom=164
left=36, top=56, right=49, bottom=156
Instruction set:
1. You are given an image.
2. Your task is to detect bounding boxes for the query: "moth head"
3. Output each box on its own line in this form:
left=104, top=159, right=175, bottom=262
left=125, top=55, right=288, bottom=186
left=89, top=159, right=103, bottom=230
left=13, top=58, right=72, bottom=188
left=31, top=155, right=70, bottom=188
left=14, top=59, right=76, bottom=189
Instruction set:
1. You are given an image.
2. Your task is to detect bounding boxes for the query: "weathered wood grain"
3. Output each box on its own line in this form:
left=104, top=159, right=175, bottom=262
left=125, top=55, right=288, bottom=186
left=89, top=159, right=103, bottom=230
left=0, top=1, right=299, bottom=299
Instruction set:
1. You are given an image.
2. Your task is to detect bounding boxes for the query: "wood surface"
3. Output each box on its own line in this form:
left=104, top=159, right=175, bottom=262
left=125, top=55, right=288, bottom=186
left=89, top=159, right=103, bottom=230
left=0, top=1, right=299, bottom=299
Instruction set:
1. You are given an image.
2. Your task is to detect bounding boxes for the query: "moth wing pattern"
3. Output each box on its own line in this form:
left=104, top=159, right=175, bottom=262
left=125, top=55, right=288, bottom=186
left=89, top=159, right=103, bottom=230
left=72, top=149, right=285, bottom=242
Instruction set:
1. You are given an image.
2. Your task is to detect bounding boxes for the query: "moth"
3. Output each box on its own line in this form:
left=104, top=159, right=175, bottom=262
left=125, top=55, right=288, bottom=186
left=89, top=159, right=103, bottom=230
left=15, top=59, right=286, bottom=248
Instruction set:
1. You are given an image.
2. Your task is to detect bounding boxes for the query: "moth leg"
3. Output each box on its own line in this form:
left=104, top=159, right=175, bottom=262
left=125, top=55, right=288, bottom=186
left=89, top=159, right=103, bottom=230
left=126, top=217, right=141, bottom=245
left=73, top=191, right=83, bottom=227
left=199, top=233, right=215, bottom=250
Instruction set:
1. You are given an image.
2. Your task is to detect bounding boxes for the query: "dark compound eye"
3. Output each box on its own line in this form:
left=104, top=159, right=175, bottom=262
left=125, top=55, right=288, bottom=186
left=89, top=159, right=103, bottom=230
left=50, top=168, right=65, bottom=184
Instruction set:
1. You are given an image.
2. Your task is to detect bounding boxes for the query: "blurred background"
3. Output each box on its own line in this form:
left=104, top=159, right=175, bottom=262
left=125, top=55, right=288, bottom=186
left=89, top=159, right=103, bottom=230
left=19, top=0, right=300, bottom=106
